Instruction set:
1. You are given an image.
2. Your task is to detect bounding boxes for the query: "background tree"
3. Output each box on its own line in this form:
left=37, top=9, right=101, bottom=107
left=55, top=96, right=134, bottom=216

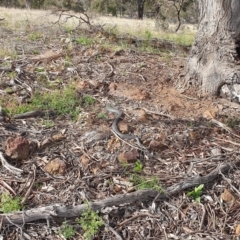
left=137, top=0, right=146, bottom=19
left=176, top=0, right=240, bottom=97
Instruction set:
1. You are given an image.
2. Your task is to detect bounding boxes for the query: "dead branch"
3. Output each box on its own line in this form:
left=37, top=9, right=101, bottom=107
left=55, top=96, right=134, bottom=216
left=51, top=10, right=91, bottom=29
left=0, top=152, right=23, bottom=176
left=0, top=160, right=236, bottom=226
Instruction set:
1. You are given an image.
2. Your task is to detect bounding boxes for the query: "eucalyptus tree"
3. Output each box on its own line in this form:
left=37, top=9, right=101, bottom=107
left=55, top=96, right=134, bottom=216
left=176, top=0, right=240, bottom=100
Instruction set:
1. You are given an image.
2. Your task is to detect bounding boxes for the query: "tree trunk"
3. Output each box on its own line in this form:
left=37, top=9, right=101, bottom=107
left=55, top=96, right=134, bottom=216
left=176, top=0, right=240, bottom=98
left=137, top=0, right=145, bottom=19
left=25, top=0, right=31, bottom=9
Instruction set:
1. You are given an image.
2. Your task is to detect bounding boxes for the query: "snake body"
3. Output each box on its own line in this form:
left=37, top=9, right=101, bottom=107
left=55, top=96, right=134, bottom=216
left=106, top=105, right=145, bottom=149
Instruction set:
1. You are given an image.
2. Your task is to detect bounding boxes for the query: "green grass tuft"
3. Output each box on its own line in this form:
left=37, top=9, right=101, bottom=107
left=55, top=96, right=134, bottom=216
left=0, top=193, right=23, bottom=213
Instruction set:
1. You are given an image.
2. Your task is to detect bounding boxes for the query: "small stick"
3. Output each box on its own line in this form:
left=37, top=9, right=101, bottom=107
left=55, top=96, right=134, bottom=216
left=142, top=107, right=175, bottom=120
left=21, top=165, right=36, bottom=204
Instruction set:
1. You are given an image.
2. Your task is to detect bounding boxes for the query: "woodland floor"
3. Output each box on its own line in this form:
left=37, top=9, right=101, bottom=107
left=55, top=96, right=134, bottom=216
left=0, top=12, right=240, bottom=240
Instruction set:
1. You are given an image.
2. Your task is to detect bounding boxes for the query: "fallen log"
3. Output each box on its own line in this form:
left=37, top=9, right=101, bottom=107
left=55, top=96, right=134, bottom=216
left=0, top=161, right=235, bottom=226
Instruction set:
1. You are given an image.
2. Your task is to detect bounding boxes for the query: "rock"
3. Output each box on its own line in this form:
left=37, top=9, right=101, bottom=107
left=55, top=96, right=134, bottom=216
left=5, top=136, right=30, bottom=160
left=44, top=158, right=67, bottom=175
left=117, top=150, right=139, bottom=163
left=220, top=83, right=240, bottom=102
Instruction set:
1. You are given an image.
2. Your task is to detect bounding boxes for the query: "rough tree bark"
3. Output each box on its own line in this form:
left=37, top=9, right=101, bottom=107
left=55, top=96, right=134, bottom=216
left=176, top=0, right=240, bottom=98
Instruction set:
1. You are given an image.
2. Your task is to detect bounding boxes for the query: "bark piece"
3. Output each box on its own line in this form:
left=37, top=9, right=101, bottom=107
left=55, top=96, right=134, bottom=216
left=117, top=150, right=139, bottom=163
left=118, top=121, right=132, bottom=134
left=5, top=136, right=30, bottom=160
left=44, top=158, right=67, bottom=175
left=133, top=109, right=149, bottom=123
left=221, top=189, right=235, bottom=202
left=29, top=50, right=65, bottom=63
left=149, top=140, right=168, bottom=152
left=236, top=225, right=240, bottom=235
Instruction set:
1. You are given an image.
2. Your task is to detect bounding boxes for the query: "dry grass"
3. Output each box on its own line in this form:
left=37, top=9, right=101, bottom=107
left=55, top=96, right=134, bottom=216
left=0, top=7, right=78, bottom=30
left=0, top=7, right=196, bottom=45
left=92, top=15, right=197, bottom=45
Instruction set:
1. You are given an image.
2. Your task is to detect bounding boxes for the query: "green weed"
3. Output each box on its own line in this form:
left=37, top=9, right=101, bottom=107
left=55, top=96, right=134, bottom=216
left=35, top=67, right=45, bottom=72
left=58, top=221, right=76, bottom=239
left=76, top=36, right=93, bottom=46
left=28, top=31, right=42, bottom=41
left=34, top=182, right=43, bottom=189
left=83, top=95, right=95, bottom=106
left=42, top=119, right=55, bottom=128
left=226, top=117, right=239, bottom=128
left=64, top=55, right=72, bottom=67
left=78, top=207, right=103, bottom=240
left=0, top=193, right=23, bottom=213
left=133, top=160, right=143, bottom=172
left=97, top=112, right=107, bottom=119
left=32, top=49, right=39, bottom=54
left=65, top=26, right=74, bottom=33
left=130, top=174, right=162, bottom=191
left=187, top=184, right=204, bottom=203
left=5, top=86, right=80, bottom=119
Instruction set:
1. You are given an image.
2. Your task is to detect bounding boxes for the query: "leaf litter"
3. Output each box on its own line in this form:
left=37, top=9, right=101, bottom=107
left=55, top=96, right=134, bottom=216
left=0, top=16, right=240, bottom=240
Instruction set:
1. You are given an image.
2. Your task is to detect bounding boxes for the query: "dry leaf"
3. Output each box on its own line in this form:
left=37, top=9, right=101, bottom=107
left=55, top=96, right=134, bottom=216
left=80, top=155, right=90, bottom=167
left=221, top=189, right=235, bottom=202
left=117, top=150, right=139, bottom=163
left=235, top=224, right=240, bottom=235
left=203, top=110, right=214, bottom=119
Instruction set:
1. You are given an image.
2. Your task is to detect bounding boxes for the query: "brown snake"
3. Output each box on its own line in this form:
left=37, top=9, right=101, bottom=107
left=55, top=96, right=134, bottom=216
left=106, top=105, right=146, bottom=149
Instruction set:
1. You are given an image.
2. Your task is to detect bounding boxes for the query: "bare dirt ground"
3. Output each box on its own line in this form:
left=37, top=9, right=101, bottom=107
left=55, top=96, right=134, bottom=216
left=0, top=10, right=240, bottom=240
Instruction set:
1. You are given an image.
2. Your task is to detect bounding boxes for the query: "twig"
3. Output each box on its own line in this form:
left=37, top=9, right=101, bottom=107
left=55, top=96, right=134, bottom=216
left=106, top=62, right=114, bottom=77
left=0, top=180, right=16, bottom=195
left=199, top=204, right=206, bottom=231
left=142, top=107, right=175, bottom=120
left=210, top=119, right=240, bottom=139
left=214, top=137, right=240, bottom=147
left=185, top=152, right=234, bottom=164
left=73, top=142, right=99, bottom=162
left=13, top=110, right=44, bottom=119
left=0, top=152, right=23, bottom=176
left=104, top=222, right=123, bottom=240
left=180, top=94, right=198, bottom=100
left=110, top=129, right=144, bottom=151
left=21, top=165, right=36, bottom=204
left=219, top=171, right=240, bottom=198
left=126, top=72, right=146, bottom=81
left=117, top=212, right=161, bottom=229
